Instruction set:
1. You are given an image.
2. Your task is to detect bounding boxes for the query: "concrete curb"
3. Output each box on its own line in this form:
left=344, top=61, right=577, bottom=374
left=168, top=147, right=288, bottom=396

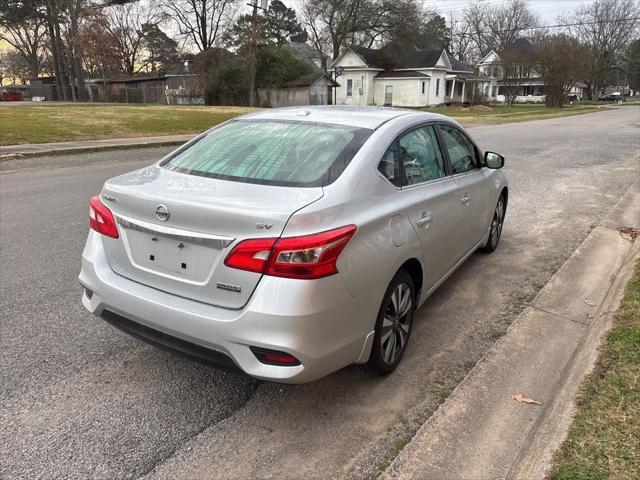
left=508, top=237, right=640, bottom=479
left=0, top=135, right=195, bottom=161
left=380, top=180, right=640, bottom=480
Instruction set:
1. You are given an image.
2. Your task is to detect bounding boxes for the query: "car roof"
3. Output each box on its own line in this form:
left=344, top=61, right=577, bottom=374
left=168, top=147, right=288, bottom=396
left=238, top=106, right=454, bottom=130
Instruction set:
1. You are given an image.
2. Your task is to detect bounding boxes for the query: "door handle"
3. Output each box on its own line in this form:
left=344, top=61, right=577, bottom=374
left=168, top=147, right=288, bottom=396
left=416, top=212, right=433, bottom=227
left=461, top=193, right=471, bottom=205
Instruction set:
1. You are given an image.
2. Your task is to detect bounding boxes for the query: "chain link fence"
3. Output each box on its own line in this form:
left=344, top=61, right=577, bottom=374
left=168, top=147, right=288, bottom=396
left=31, top=82, right=204, bottom=105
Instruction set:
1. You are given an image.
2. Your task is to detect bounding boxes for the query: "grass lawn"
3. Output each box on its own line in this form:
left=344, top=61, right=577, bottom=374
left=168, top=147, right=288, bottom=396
left=0, top=101, right=608, bottom=146
left=548, top=259, right=640, bottom=480
left=421, top=103, right=604, bottom=125
left=0, top=103, right=256, bottom=146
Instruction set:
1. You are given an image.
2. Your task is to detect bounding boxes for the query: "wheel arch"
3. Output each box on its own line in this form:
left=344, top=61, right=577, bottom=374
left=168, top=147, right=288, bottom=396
left=398, top=258, right=424, bottom=306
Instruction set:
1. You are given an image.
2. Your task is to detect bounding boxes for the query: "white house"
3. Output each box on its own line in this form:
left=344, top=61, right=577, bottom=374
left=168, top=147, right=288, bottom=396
left=329, top=46, right=478, bottom=107
left=477, top=38, right=586, bottom=102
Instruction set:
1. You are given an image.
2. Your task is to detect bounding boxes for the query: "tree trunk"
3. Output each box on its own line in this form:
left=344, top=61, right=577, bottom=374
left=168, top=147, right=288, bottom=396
left=52, top=9, right=70, bottom=101
left=45, top=4, right=66, bottom=101
left=74, top=56, right=86, bottom=101
left=70, top=3, right=86, bottom=102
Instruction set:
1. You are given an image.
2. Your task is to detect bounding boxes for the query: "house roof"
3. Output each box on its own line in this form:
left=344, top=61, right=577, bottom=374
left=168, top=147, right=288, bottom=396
left=351, top=46, right=388, bottom=69
left=283, top=72, right=338, bottom=87
left=446, top=72, right=477, bottom=81
left=448, top=57, right=474, bottom=72
left=500, top=38, right=535, bottom=56
left=341, top=45, right=449, bottom=71
left=479, top=38, right=535, bottom=65
left=394, top=49, right=444, bottom=69
left=375, top=70, right=430, bottom=78
left=108, top=73, right=167, bottom=84
left=286, top=42, right=331, bottom=70
left=502, top=38, right=535, bottom=56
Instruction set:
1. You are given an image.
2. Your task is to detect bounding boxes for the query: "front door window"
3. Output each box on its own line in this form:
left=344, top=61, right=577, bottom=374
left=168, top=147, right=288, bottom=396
left=438, top=124, right=478, bottom=174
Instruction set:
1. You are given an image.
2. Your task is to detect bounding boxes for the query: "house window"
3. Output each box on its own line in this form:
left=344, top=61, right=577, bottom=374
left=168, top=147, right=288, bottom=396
left=360, top=76, right=364, bottom=96
left=347, top=79, right=353, bottom=97
left=436, top=79, right=440, bottom=96
left=457, top=82, right=463, bottom=96
left=421, top=81, right=426, bottom=95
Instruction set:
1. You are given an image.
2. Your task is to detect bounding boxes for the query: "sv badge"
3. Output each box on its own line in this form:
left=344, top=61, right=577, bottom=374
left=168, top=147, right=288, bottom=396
left=256, top=223, right=273, bottom=230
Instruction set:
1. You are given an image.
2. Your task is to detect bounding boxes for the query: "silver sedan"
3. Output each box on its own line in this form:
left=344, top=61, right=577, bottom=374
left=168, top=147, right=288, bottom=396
left=79, top=106, right=508, bottom=383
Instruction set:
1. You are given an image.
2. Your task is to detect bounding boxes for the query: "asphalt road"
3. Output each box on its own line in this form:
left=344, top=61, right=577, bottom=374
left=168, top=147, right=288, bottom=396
left=1, top=107, right=639, bottom=480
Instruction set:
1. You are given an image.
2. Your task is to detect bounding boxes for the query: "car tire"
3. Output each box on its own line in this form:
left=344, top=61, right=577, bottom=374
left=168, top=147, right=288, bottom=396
left=481, top=193, right=506, bottom=253
left=364, top=270, right=415, bottom=376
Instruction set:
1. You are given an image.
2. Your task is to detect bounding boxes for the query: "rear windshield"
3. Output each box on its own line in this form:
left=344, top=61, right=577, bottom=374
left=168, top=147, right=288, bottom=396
left=161, top=120, right=372, bottom=187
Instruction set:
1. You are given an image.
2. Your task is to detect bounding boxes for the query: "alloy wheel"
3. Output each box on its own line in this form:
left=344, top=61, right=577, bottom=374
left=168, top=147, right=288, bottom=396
left=380, top=282, right=413, bottom=365
left=490, top=197, right=505, bottom=248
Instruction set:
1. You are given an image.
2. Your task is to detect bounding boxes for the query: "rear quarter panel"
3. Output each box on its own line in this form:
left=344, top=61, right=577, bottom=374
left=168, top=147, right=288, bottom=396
left=282, top=117, right=428, bottom=333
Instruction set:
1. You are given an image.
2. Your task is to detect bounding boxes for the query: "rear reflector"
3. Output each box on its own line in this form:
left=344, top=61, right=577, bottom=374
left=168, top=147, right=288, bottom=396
left=250, top=347, right=301, bottom=366
left=224, top=225, right=356, bottom=279
left=89, top=195, right=119, bottom=239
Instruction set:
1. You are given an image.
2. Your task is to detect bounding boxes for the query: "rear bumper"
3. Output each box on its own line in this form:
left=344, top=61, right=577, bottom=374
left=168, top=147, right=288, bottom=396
left=79, top=231, right=378, bottom=383
left=100, top=309, right=243, bottom=374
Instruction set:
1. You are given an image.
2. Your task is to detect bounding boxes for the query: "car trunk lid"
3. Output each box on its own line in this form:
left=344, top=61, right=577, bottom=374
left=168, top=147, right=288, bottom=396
left=100, top=165, right=323, bottom=309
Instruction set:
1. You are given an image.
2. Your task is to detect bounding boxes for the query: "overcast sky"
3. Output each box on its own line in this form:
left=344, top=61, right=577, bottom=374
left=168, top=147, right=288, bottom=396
left=423, top=0, right=596, bottom=22
left=285, top=0, right=597, bottom=24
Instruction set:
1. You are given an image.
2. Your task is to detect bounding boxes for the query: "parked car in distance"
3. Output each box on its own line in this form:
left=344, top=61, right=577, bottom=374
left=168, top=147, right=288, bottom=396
left=599, top=93, right=622, bottom=102
left=79, top=106, right=508, bottom=383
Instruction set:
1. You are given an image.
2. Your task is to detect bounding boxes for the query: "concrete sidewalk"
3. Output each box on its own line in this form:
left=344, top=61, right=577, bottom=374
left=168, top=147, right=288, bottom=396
left=0, top=134, right=195, bottom=159
left=381, top=180, right=640, bottom=480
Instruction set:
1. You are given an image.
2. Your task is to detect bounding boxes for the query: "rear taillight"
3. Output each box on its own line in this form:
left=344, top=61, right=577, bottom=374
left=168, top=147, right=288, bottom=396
left=89, top=195, right=119, bottom=239
left=224, top=225, right=356, bottom=280
left=224, top=237, right=277, bottom=273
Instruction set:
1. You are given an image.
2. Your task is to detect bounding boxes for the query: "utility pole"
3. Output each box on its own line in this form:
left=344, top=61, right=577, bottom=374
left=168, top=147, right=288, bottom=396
left=247, top=0, right=268, bottom=107
left=333, top=66, right=344, bottom=105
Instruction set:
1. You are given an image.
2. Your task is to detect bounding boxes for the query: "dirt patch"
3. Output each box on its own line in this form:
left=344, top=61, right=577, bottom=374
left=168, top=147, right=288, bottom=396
left=620, top=227, right=640, bottom=241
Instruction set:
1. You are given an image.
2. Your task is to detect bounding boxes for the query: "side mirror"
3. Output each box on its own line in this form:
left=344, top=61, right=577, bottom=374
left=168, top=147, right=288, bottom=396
left=484, top=151, right=505, bottom=169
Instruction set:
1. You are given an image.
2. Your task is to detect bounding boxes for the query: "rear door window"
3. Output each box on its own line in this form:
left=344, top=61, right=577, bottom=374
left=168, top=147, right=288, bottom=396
left=162, top=120, right=372, bottom=187
left=377, top=141, right=402, bottom=186
left=398, top=125, right=446, bottom=185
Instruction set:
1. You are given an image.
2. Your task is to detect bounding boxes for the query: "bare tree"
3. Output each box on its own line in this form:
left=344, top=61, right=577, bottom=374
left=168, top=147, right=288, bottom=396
left=0, top=1, right=47, bottom=79
left=78, top=6, right=122, bottom=100
left=300, top=0, right=426, bottom=64
left=300, top=0, right=331, bottom=70
left=562, top=0, right=640, bottom=98
left=448, top=13, right=475, bottom=64
left=463, top=0, right=538, bottom=58
left=301, top=0, right=368, bottom=62
left=161, top=0, right=237, bottom=53
left=105, top=1, right=164, bottom=75
left=61, top=0, right=90, bottom=100
left=499, top=46, right=534, bottom=107
left=0, top=48, right=34, bottom=84
left=43, top=0, right=69, bottom=100
left=535, top=33, right=587, bottom=107
left=354, top=0, right=428, bottom=50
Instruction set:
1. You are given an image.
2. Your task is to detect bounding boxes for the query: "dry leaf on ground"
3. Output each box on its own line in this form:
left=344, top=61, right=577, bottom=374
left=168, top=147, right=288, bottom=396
left=512, top=393, right=542, bottom=405
left=620, top=227, right=640, bottom=241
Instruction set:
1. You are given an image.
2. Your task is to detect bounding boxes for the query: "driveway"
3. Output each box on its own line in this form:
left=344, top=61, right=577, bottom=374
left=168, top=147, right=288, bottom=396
left=1, top=107, right=639, bottom=480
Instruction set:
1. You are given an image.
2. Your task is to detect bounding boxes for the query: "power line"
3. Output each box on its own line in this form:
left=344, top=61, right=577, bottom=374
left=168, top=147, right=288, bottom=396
left=449, top=16, right=640, bottom=37
left=429, top=1, right=515, bottom=15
